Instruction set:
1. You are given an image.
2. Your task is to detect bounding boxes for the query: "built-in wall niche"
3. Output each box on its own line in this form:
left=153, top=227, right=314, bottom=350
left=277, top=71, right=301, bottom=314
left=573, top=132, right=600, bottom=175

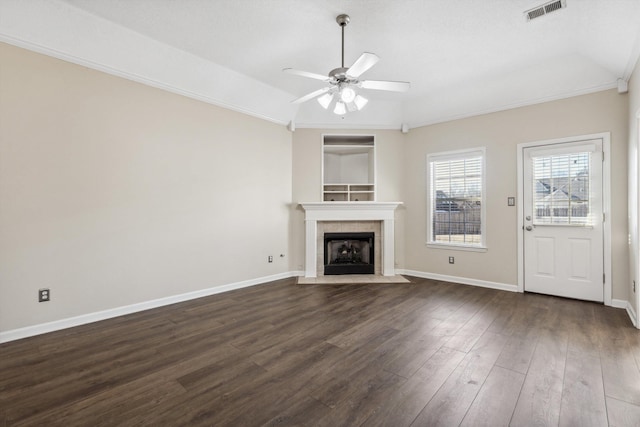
left=323, top=135, right=375, bottom=202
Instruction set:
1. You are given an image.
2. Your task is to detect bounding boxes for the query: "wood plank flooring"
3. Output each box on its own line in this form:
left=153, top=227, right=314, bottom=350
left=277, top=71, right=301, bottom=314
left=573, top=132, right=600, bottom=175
left=1, top=276, right=640, bottom=426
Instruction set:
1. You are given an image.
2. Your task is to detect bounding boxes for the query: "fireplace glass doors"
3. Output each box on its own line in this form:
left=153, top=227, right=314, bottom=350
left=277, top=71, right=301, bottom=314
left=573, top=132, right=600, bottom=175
left=324, top=232, right=374, bottom=275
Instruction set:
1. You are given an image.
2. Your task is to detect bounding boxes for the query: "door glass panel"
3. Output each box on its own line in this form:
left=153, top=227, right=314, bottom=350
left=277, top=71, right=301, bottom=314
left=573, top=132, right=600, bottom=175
left=532, top=152, right=590, bottom=225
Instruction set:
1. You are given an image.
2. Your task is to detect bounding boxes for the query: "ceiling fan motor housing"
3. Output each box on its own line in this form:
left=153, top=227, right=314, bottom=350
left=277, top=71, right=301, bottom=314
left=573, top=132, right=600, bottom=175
left=336, top=14, right=350, bottom=27
left=329, top=67, right=350, bottom=82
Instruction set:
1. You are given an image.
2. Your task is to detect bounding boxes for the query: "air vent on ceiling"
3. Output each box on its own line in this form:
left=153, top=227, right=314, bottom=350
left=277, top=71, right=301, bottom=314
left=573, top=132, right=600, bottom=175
left=525, top=0, right=566, bottom=21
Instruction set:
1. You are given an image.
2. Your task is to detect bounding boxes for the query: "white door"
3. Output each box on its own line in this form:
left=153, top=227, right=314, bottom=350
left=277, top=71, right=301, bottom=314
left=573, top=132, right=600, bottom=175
left=523, top=140, right=604, bottom=302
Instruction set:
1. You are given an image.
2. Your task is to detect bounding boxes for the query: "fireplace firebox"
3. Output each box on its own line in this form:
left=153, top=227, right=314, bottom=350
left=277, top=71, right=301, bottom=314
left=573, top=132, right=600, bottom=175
left=324, top=232, right=375, bottom=275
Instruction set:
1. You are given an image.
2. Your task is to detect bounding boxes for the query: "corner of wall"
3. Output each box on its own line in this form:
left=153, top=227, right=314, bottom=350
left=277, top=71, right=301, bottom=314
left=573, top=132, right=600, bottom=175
left=627, top=56, right=640, bottom=328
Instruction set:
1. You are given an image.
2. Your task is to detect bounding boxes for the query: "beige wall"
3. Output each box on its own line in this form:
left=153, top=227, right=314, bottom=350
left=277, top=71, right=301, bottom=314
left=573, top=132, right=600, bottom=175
left=1, top=41, right=634, bottom=335
left=290, top=129, right=406, bottom=271
left=404, top=89, right=629, bottom=299
left=291, top=91, right=629, bottom=301
left=0, top=43, right=292, bottom=332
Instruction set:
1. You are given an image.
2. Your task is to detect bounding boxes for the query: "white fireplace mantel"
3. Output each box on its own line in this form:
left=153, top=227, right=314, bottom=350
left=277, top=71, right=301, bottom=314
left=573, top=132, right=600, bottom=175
left=300, top=202, right=402, bottom=278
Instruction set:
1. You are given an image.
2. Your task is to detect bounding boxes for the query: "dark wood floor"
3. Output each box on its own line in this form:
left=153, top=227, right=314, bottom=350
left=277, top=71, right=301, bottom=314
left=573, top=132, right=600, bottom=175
left=2, top=276, right=640, bottom=426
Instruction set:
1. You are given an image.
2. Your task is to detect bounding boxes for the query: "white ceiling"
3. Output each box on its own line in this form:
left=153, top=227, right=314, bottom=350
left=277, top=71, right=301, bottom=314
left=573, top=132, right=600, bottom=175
left=1, top=0, right=639, bottom=129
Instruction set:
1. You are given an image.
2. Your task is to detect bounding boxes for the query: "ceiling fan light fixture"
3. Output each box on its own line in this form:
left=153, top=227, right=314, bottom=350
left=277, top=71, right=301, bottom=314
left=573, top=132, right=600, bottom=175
left=283, top=14, right=409, bottom=115
left=340, top=86, right=356, bottom=103
left=354, top=95, right=368, bottom=110
left=317, top=93, right=333, bottom=109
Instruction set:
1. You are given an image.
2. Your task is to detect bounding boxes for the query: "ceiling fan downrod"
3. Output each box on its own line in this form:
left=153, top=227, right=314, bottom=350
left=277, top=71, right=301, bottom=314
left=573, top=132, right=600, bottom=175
left=336, top=14, right=350, bottom=69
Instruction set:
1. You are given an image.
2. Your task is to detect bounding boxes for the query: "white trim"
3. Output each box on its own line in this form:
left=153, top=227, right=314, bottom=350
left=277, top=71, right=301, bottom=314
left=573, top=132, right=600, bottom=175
left=603, top=134, right=612, bottom=306
left=409, top=84, right=617, bottom=129
left=297, top=123, right=401, bottom=130
left=628, top=302, right=638, bottom=328
left=427, top=147, right=485, bottom=162
left=516, top=132, right=612, bottom=305
left=426, top=147, right=486, bottom=249
left=405, top=270, right=631, bottom=325
left=612, top=299, right=638, bottom=327
left=1, top=1, right=626, bottom=132
left=636, top=112, right=640, bottom=329
left=398, top=269, right=518, bottom=293
left=426, top=243, right=488, bottom=252
left=526, top=142, right=597, bottom=157
left=0, top=272, right=297, bottom=344
left=300, top=202, right=401, bottom=221
left=0, top=0, right=295, bottom=126
left=0, top=35, right=289, bottom=127
left=299, top=202, right=402, bottom=277
left=611, top=299, right=628, bottom=309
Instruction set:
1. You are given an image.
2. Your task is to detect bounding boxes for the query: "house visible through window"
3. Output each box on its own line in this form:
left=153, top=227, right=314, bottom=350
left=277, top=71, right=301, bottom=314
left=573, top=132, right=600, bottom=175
left=532, top=152, right=591, bottom=226
left=427, top=148, right=485, bottom=248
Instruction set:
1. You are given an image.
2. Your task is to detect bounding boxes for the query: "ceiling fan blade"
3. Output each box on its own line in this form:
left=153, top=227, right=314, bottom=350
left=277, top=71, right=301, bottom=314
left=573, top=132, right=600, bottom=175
left=291, top=87, right=331, bottom=104
left=283, top=68, right=330, bottom=81
left=346, top=52, right=380, bottom=78
left=360, top=80, right=410, bottom=92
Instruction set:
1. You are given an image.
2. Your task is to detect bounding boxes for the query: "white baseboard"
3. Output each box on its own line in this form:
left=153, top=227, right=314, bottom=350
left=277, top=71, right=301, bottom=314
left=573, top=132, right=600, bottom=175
left=0, top=272, right=298, bottom=344
left=611, top=298, right=628, bottom=309
left=629, top=303, right=639, bottom=328
left=401, top=272, right=636, bottom=325
left=5, top=270, right=628, bottom=344
left=397, top=269, right=518, bottom=293
left=612, top=298, right=638, bottom=327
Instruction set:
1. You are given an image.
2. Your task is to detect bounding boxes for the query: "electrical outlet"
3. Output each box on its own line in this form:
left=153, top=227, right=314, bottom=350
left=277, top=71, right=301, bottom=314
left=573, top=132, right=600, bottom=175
left=449, top=256, right=455, bottom=264
left=634, top=280, right=636, bottom=293
left=508, top=197, right=515, bottom=206
left=268, top=255, right=273, bottom=263
left=38, top=288, right=50, bottom=302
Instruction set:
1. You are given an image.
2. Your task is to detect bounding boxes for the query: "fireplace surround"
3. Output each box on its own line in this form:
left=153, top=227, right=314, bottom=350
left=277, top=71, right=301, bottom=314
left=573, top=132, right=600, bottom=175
left=300, top=202, right=402, bottom=278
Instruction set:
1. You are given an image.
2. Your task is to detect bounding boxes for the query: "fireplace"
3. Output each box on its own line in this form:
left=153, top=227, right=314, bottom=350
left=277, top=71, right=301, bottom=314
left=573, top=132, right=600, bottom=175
left=300, top=202, right=402, bottom=278
left=324, top=232, right=375, bottom=275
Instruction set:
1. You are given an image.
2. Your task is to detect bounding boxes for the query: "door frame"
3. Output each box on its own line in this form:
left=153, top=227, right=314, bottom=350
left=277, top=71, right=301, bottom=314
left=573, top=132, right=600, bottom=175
left=517, top=132, right=612, bottom=306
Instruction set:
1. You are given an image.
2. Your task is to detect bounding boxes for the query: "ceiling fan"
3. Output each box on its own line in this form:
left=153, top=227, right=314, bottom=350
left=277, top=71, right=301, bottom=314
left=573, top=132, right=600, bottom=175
left=283, top=14, right=410, bottom=115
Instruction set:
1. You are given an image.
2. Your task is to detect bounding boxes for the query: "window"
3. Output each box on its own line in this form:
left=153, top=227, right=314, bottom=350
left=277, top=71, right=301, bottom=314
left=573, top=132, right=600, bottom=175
left=427, top=148, right=485, bottom=248
left=531, top=151, right=591, bottom=226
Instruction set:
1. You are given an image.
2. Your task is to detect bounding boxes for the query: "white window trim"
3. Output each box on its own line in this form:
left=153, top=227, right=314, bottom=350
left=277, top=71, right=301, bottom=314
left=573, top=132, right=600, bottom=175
left=426, top=242, right=488, bottom=252
left=426, top=147, right=487, bottom=250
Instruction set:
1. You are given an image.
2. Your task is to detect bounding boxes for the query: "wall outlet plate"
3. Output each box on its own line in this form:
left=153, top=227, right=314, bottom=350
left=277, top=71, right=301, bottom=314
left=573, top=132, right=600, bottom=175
left=508, top=197, right=516, bottom=206
left=38, top=288, right=50, bottom=302
left=449, top=256, right=455, bottom=264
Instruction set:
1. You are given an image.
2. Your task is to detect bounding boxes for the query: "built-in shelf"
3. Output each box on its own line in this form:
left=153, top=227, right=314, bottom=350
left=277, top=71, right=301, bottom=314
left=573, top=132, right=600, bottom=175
left=323, top=135, right=375, bottom=202
left=323, top=184, right=375, bottom=202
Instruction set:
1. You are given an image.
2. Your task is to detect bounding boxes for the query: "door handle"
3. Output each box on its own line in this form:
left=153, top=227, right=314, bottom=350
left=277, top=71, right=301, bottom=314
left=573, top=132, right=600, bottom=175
left=525, top=225, right=533, bottom=231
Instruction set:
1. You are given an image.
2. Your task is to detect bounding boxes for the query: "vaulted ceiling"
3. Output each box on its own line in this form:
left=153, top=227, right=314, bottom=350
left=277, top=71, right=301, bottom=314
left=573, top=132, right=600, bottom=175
left=1, top=0, right=639, bottom=130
